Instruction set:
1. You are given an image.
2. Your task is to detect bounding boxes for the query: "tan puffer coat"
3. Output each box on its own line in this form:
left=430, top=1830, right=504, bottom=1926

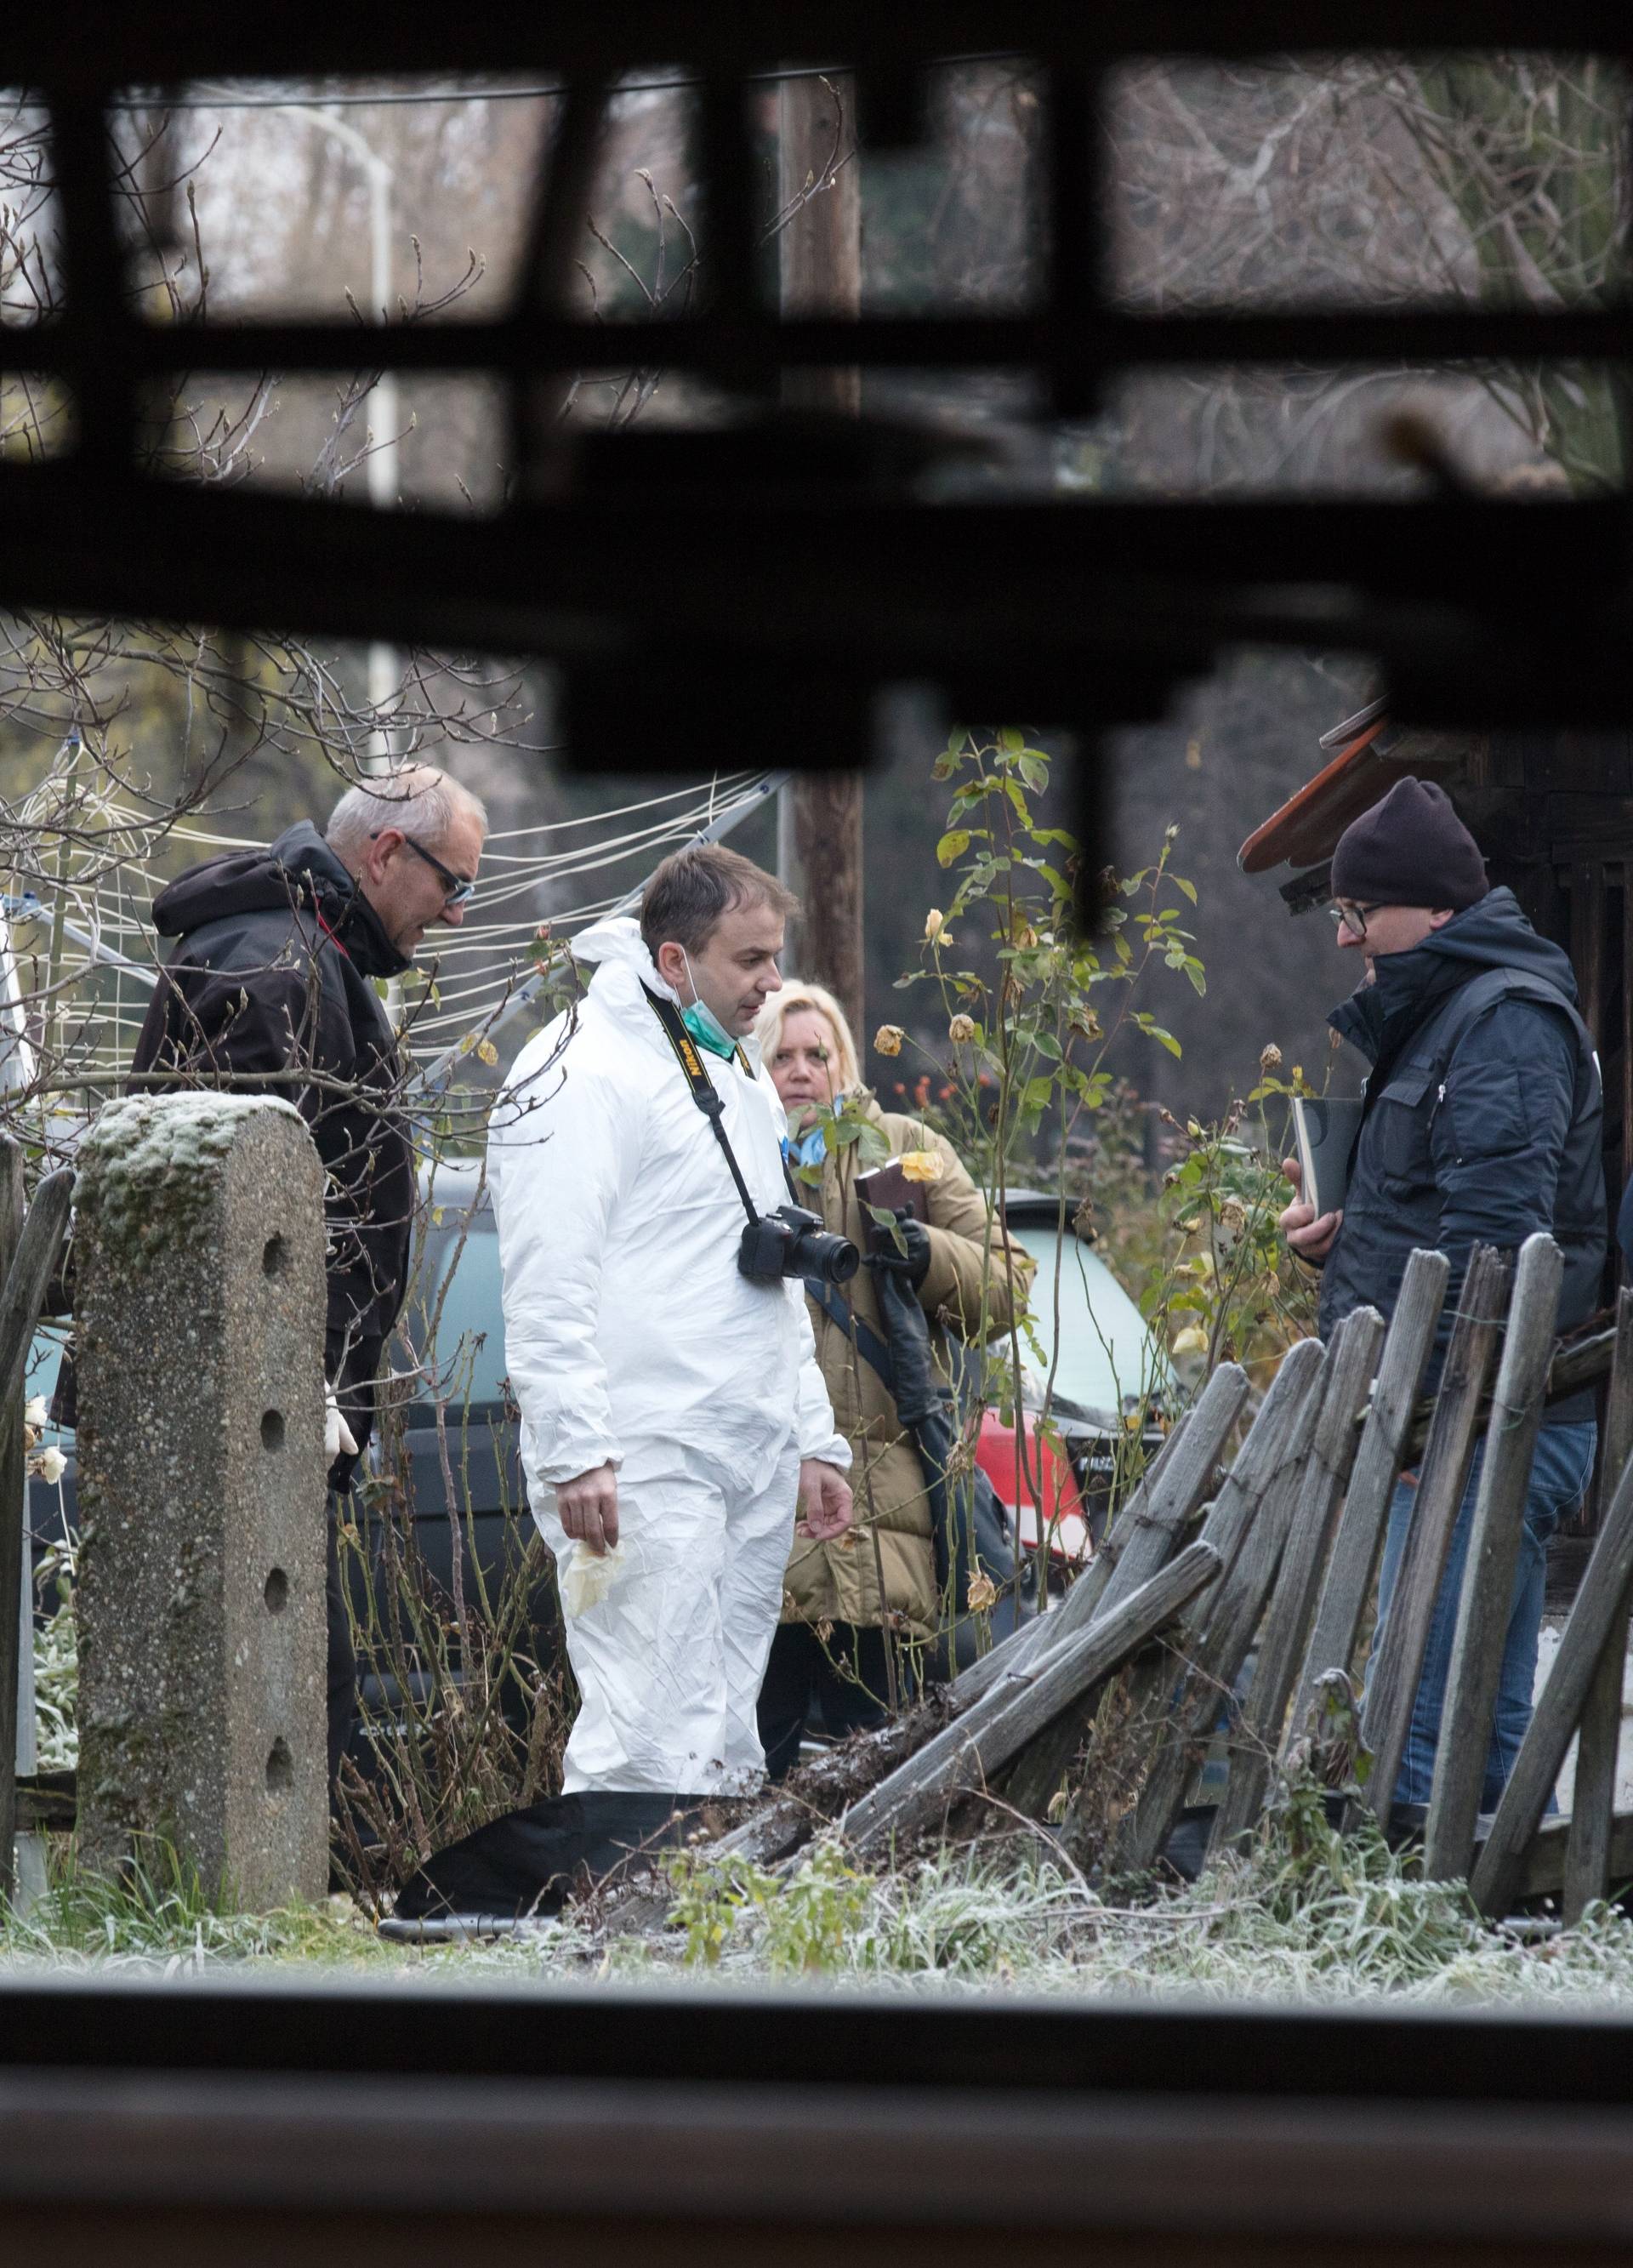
left=780, top=1099, right=1033, bottom=1640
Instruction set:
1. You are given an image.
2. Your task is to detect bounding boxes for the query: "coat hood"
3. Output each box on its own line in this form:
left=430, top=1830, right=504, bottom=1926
left=1331, top=886, right=1579, bottom=1067
left=568, top=912, right=767, bottom=1071
left=151, top=820, right=412, bottom=980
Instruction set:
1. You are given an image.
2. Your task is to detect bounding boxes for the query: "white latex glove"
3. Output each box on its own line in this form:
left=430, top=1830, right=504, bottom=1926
left=325, top=1383, right=359, bottom=1462
left=560, top=1540, right=627, bottom=1619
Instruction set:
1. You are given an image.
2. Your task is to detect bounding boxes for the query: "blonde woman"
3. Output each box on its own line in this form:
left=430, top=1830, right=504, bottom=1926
left=754, top=981, right=1033, bottom=1778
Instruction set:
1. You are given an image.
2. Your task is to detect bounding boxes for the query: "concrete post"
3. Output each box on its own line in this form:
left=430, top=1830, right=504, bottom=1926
left=74, top=1095, right=329, bottom=1906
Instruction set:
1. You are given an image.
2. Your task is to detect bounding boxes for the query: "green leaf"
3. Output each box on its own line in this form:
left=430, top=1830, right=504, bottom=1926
left=1173, top=875, right=1198, bottom=904
left=936, top=829, right=972, bottom=867
left=999, top=726, right=1024, bottom=754
left=1017, top=751, right=1048, bottom=793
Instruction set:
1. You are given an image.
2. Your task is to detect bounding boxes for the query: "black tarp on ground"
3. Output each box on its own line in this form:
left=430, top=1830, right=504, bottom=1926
left=390, top=1792, right=702, bottom=1919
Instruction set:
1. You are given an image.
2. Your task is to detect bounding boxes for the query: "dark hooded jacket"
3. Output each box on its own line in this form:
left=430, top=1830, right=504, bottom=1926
left=127, top=822, right=415, bottom=1465
left=1317, top=887, right=1606, bottom=1422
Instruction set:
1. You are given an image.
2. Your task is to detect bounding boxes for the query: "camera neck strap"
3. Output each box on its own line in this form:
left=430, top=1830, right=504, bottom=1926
left=644, top=986, right=763, bottom=1232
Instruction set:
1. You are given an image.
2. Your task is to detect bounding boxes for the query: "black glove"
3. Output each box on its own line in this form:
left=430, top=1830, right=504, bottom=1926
left=868, top=1208, right=932, bottom=1289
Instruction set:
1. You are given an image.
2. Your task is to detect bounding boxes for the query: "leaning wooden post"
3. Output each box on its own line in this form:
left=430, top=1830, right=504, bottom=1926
left=1360, top=1245, right=1511, bottom=1828
left=1562, top=1288, right=1633, bottom=1925
left=841, top=1542, right=1222, bottom=1858
left=1423, top=1234, right=1563, bottom=1882
left=1471, top=1448, right=1633, bottom=1918
left=1107, top=1337, right=1329, bottom=1876
left=1211, top=1307, right=1382, bottom=1852
left=1000, top=1362, right=1248, bottom=1814
left=75, top=1096, right=329, bottom=1906
left=1291, top=1250, right=1449, bottom=1735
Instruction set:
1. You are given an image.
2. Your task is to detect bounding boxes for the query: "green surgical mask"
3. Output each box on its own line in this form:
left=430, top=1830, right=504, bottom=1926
left=679, top=950, right=737, bottom=1057
left=681, top=998, right=737, bottom=1059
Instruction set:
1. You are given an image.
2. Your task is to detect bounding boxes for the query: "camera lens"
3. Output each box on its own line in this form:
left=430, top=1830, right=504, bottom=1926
left=795, top=1227, right=860, bottom=1285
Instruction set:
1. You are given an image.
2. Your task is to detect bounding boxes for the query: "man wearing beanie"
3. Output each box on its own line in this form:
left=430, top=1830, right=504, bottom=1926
left=1280, top=775, right=1605, bottom=1821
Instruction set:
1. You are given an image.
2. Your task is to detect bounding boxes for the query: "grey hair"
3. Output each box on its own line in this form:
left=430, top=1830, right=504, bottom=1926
left=326, top=765, right=488, bottom=864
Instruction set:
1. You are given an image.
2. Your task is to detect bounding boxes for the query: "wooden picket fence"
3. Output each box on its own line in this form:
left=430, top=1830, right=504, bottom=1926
left=633, top=1232, right=1633, bottom=1924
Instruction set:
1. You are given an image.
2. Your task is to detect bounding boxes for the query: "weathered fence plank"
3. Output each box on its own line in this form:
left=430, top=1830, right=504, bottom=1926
left=1293, top=1250, right=1449, bottom=1735
left=1471, top=1446, right=1633, bottom=1918
left=1562, top=1288, right=1633, bottom=1925
left=1423, top=1234, right=1564, bottom=1882
left=842, top=1541, right=1222, bottom=1857
left=1107, top=1338, right=1329, bottom=1876
left=1001, top=1362, right=1247, bottom=1815
left=1360, top=1245, right=1510, bottom=1827
left=1211, top=1308, right=1382, bottom=1852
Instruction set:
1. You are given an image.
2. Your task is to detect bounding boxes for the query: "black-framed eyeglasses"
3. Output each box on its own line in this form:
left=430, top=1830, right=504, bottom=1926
left=371, top=830, right=476, bottom=907
left=1328, top=899, right=1382, bottom=941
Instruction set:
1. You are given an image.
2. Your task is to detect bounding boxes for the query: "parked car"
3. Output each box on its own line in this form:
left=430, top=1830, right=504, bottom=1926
left=975, top=1189, right=1171, bottom=1572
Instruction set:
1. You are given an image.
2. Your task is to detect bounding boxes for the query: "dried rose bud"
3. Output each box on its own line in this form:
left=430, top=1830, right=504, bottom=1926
left=1259, top=1044, right=1283, bottom=1074
left=874, top=1024, right=905, bottom=1057
left=947, top=1012, right=976, bottom=1044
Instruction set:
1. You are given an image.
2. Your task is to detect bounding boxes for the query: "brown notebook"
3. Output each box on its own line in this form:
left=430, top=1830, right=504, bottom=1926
left=856, top=1160, right=930, bottom=1257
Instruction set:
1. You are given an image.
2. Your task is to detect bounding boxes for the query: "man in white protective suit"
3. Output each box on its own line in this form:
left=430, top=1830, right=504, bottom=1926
left=488, top=843, right=855, bottom=1804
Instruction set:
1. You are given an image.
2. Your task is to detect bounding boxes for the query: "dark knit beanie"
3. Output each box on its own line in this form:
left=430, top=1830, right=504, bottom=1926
left=1329, top=778, right=1488, bottom=911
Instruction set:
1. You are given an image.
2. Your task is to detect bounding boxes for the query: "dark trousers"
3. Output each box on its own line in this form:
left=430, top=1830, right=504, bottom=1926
left=757, top=1621, right=892, bottom=1781
left=327, top=1494, right=356, bottom=1794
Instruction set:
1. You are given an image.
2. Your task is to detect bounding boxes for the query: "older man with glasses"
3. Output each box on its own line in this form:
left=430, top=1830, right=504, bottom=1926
left=1279, top=774, right=1605, bottom=1829
left=127, top=762, right=488, bottom=1794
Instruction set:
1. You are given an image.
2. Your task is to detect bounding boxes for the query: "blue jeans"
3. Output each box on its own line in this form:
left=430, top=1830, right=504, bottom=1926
left=1370, top=1419, right=1597, bottom=1812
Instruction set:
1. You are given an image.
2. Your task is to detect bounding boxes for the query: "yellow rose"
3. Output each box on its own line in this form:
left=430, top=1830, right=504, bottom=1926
left=897, top=1148, right=944, bottom=1184
left=924, top=908, right=946, bottom=943
left=874, top=1024, right=905, bottom=1057
left=947, top=1012, right=976, bottom=1044
left=1171, top=1326, right=1209, bottom=1358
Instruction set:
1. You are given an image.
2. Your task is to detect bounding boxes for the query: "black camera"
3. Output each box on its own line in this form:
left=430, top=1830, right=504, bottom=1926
left=739, top=1204, right=860, bottom=1286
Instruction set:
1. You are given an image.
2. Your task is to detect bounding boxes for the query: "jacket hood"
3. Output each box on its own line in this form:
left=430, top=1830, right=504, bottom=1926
left=151, top=820, right=412, bottom=980
left=569, top=913, right=771, bottom=1073
left=1331, top=886, right=1579, bottom=1065
left=570, top=913, right=674, bottom=992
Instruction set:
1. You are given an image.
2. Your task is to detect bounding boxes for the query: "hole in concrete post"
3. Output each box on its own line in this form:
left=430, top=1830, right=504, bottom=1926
left=264, top=1567, right=289, bottom=1615
left=261, top=1233, right=287, bottom=1278
left=265, top=1737, right=293, bottom=1794
left=260, top=1410, right=285, bottom=1452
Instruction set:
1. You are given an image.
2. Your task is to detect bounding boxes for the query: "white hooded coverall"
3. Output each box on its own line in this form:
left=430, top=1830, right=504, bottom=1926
left=487, top=917, right=851, bottom=1796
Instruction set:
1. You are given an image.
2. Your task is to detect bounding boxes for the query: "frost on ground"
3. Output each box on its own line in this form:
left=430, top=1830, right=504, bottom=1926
left=9, top=1778, right=1633, bottom=2004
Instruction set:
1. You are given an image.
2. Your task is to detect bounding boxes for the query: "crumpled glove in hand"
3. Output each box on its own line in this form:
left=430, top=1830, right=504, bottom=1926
left=560, top=1540, right=628, bottom=1618
left=867, top=1209, right=932, bottom=1289
left=325, top=1383, right=359, bottom=1462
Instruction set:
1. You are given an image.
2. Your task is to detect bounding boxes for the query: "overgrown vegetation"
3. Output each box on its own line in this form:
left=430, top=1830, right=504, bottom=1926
left=12, top=1781, right=1633, bottom=2005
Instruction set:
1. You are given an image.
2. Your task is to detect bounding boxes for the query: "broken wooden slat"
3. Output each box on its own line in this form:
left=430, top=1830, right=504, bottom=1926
left=1000, top=1361, right=1248, bottom=1815
left=949, top=1403, right=1201, bottom=1717
left=1073, top=1364, right=1249, bottom=1630
left=1107, top=1337, right=1329, bottom=1876
left=1058, top=1339, right=1325, bottom=1860
left=1471, top=1447, right=1633, bottom=1918
left=1211, top=1307, right=1383, bottom=1852
left=1423, top=1234, right=1564, bottom=1882
left=1293, top=1249, right=1448, bottom=1735
left=841, top=1541, right=1222, bottom=1858
left=1562, top=1286, right=1633, bottom=1925
left=1360, top=1245, right=1510, bottom=1827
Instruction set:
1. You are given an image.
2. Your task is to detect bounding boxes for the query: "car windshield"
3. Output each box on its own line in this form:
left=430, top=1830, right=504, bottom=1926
left=1009, top=1224, right=1166, bottom=1422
